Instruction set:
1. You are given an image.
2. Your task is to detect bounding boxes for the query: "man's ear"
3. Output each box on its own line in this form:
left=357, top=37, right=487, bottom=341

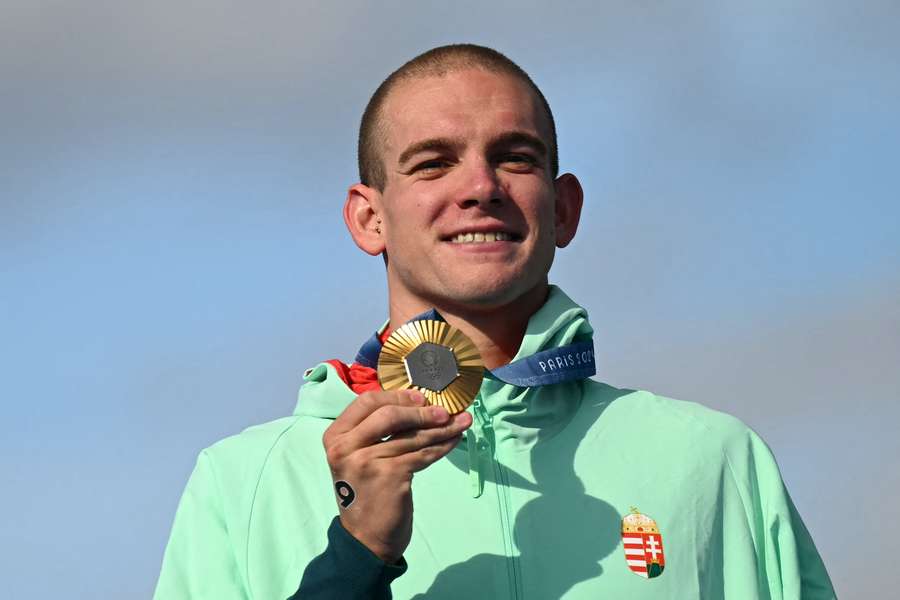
left=553, top=173, right=584, bottom=248
left=344, top=183, right=386, bottom=256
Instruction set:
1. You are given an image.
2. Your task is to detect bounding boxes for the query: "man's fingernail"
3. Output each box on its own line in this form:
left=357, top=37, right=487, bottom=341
left=454, top=412, right=472, bottom=426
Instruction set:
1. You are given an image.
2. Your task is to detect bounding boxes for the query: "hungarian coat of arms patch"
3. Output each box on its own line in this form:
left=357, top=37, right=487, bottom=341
left=621, top=508, right=665, bottom=579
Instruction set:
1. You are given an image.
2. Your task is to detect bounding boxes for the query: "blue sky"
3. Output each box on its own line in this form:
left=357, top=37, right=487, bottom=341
left=2, top=1, right=898, bottom=597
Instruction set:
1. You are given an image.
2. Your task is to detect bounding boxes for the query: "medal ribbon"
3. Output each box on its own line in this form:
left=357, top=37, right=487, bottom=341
left=354, top=308, right=596, bottom=388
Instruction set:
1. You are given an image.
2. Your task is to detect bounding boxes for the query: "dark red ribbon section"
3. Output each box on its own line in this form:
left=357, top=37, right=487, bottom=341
left=324, top=327, right=392, bottom=394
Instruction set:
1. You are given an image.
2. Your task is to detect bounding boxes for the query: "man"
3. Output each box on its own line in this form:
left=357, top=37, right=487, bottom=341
left=155, top=45, right=835, bottom=599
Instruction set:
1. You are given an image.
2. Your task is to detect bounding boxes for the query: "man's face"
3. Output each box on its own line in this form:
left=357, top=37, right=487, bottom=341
left=374, top=68, right=567, bottom=311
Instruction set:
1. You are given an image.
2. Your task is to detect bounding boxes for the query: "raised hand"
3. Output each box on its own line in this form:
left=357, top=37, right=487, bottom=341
left=322, top=389, right=472, bottom=563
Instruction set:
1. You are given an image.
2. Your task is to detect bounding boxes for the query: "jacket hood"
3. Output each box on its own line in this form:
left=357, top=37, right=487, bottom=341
left=293, top=285, right=593, bottom=422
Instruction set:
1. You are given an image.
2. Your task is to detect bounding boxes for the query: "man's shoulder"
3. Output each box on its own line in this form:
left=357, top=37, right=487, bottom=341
left=196, top=415, right=309, bottom=489
left=583, top=379, right=758, bottom=451
left=205, top=414, right=299, bottom=455
left=200, top=411, right=333, bottom=474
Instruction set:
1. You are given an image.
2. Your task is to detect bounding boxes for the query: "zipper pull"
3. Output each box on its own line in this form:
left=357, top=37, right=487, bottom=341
left=465, top=398, right=493, bottom=498
left=465, top=428, right=484, bottom=498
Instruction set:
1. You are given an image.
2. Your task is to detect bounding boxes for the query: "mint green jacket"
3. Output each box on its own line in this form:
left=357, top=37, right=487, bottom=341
left=155, top=287, right=835, bottom=599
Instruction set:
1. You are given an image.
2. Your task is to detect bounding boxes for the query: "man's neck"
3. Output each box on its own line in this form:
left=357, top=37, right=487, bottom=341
left=387, top=283, right=549, bottom=370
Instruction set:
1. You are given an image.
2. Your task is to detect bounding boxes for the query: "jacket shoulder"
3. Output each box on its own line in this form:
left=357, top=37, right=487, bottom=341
left=584, top=380, right=757, bottom=450
left=200, top=416, right=303, bottom=501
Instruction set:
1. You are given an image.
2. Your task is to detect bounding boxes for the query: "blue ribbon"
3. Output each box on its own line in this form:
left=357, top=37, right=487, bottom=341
left=354, top=308, right=595, bottom=388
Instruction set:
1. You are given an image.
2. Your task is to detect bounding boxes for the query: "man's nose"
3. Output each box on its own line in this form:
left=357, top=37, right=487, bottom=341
left=456, top=159, right=505, bottom=208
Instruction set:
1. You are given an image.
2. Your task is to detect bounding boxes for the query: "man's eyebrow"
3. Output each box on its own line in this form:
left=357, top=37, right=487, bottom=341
left=395, top=132, right=548, bottom=168
left=397, top=137, right=465, bottom=167
left=488, top=132, right=548, bottom=157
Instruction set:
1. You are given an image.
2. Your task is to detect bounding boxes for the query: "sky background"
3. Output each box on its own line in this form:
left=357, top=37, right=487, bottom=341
left=2, top=1, right=898, bottom=597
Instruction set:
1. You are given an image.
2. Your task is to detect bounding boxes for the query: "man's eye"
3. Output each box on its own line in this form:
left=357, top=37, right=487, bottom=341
left=500, top=154, right=537, bottom=170
left=415, top=160, right=449, bottom=172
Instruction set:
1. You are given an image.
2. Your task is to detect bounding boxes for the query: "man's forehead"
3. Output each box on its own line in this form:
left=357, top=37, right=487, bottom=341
left=379, top=69, right=549, bottom=159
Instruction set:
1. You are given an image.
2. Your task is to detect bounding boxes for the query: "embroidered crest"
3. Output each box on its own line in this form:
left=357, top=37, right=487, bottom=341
left=621, top=507, right=665, bottom=579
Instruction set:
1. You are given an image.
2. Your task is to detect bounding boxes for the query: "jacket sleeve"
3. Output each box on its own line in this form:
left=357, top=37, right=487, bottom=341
left=723, top=428, right=836, bottom=599
left=288, top=516, right=407, bottom=599
left=154, top=451, right=249, bottom=600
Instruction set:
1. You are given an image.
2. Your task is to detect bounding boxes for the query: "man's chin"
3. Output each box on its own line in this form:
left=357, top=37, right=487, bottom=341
left=434, top=279, right=546, bottom=312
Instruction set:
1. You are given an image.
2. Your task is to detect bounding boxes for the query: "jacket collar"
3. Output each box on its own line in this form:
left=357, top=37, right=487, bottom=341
left=294, top=285, right=594, bottom=449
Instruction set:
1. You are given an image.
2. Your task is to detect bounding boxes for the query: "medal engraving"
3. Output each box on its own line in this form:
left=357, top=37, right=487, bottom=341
left=404, top=342, right=459, bottom=392
left=377, top=319, right=483, bottom=414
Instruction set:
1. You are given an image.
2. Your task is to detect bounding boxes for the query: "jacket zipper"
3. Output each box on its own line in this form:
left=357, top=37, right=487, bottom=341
left=493, top=458, right=522, bottom=600
left=473, top=398, right=521, bottom=599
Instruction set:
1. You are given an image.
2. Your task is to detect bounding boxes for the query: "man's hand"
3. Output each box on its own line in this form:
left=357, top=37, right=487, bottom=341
left=322, top=389, right=472, bottom=563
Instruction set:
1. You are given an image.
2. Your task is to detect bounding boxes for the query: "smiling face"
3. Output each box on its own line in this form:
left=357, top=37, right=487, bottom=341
left=347, top=68, right=582, bottom=315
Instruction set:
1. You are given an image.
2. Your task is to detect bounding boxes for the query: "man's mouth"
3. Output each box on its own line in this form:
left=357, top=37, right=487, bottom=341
left=446, top=231, right=521, bottom=244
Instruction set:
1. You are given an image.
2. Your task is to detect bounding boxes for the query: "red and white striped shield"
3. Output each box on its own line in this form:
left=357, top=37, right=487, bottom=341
left=621, top=509, right=665, bottom=579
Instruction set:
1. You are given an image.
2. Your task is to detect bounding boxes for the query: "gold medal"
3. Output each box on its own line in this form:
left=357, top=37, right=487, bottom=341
left=377, top=319, right=483, bottom=414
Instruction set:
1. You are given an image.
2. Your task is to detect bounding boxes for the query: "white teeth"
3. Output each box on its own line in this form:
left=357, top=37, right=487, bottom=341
left=450, top=231, right=512, bottom=243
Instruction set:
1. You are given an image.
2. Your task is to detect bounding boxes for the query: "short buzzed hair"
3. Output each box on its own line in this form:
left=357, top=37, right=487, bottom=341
left=358, top=44, right=559, bottom=191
